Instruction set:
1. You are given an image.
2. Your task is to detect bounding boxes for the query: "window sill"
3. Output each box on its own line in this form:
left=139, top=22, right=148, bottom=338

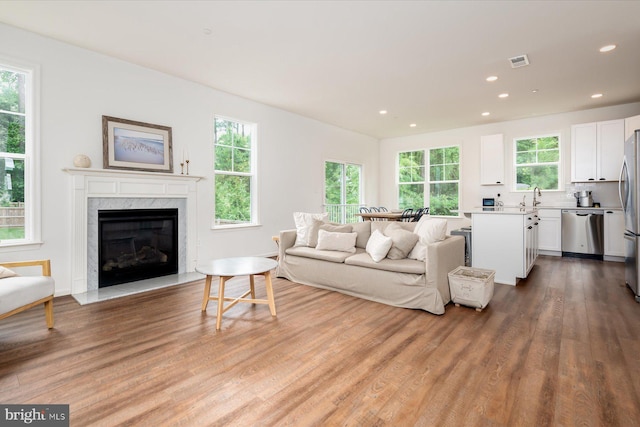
left=212, top=223, right=262, bottom=231
left=0, top=240, right=44, bottom=252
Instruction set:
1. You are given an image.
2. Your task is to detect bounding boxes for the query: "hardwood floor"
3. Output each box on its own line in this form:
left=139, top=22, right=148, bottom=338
left=1, top=256, right=639, bottom=426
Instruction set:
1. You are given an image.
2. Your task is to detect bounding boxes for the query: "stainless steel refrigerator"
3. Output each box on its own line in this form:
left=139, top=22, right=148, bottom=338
left=620, top=129, right=640, bottom=302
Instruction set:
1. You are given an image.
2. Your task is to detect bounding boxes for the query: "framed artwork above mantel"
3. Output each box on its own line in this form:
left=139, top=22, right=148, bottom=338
left=102, top=115, right=173, bottom=173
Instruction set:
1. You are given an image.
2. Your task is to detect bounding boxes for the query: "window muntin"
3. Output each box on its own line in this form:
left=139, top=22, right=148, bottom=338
left=214, top=117, right=257, bottom=227
left=324, top=161, right=362, bottom=223
left=514, top=135, right=560, bottom=191
left=397, top=146, right=459, bottom=217
left=0, top=63, right=33, bottom=244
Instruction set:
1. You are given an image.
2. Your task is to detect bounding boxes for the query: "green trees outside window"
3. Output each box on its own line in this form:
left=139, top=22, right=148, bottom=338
left=514, top=135, right=560, bottom=191
left=0, top=67, right=28, bottom=240
left=324, top=161, right=362, bottom=223
left=214, top=117, right=256, bottom=226
left=398, top=147, right=459, bottom=216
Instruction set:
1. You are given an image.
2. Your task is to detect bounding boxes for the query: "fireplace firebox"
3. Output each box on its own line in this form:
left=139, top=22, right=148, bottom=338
left=98, top=208, right=178, bottom=288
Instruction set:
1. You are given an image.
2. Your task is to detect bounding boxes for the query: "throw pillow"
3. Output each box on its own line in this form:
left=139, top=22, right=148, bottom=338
left=366, top=229, right=393, bottom=262
left=384, top=223, right=420, bottom=260
left=307, top=221, right=353, bottom=247
left=315, top=229, right=357, bottom=253
left=0, top=266, right=18, bottom=279
left=293, top=212, right=329, bottom=247
left=408, top=216, right=448, bottom=261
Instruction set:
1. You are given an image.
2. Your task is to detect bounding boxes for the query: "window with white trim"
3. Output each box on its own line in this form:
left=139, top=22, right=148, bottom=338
left=0, top=60, right=37, bottom=245
left=397, top=146, right=460, bottom=216
left=213, top=116, right=257, bottom=227
left=514, top=134, right=560, bottom=191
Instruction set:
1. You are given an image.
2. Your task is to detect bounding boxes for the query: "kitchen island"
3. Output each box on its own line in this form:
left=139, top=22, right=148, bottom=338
left=468, top=207, right=539, bottom=285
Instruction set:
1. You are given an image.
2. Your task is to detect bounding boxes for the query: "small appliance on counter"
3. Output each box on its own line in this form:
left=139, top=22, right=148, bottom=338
left=573, top=190, right=593, bottom=207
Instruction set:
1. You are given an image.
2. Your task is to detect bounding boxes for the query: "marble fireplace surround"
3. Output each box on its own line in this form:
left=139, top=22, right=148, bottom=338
left=65, top=168, right=202, bottom=299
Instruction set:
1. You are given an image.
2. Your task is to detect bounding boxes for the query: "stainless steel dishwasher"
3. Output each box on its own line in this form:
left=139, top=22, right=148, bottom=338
left=561, top=209, right=604, bottom=258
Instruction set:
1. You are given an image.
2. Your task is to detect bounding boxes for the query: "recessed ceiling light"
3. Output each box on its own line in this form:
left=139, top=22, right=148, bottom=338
left=599, top=44, right=616, bottom=53
left=531, top=89, right=539, bottom=93
left=379, top=110, right=387, bottom=115
left=498, top=93, right=509, bottom=98
left=482, top=112, right=490, bottom=116
left=591, top=93, right=603, bottom=98
left=409, top=123, right=417, bottom=128
left=203, top=28, right=212, bottom=35
left=486, top=76, right=498, bottom=82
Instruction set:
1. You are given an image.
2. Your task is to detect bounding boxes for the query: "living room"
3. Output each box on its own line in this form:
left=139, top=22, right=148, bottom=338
left=1, top=1, right=640, bottom=425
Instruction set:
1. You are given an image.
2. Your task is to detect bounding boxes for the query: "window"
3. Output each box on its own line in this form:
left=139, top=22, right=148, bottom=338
left=324, top=161, right=362, bottom=223
left=429, top=146, right=460, bottom=216
left=398, top=146, right=460, bottom=217
left=213, top=116, right=257, bottom=227
left=514, top=134, right=560, bottom=191
left=398, top=151, right=425, bottom=209
left=0, top=61, right=37, bottom=245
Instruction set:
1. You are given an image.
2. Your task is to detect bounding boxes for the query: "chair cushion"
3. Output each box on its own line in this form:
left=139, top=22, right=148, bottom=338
left=0, top=266, right=18, bottom=278
left=0, top=276, right=54, bottom=315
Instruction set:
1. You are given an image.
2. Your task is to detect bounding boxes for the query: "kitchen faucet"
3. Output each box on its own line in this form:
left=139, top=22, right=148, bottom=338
left=533, top=187, right=542, bottom=206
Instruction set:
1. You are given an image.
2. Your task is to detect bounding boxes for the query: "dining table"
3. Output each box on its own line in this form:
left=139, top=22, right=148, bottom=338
left=355, top=211, right=406, bottom=221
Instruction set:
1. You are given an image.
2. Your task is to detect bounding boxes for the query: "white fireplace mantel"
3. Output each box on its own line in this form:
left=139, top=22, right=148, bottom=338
left=64, top=168, right=203, bottom=295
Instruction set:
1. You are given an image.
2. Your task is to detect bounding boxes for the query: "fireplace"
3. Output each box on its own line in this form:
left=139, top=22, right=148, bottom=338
left=98, top=208, right=179, bottom=288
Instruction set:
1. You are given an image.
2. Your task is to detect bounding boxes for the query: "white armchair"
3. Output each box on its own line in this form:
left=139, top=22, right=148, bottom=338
left=0, top=259, right=55, bottom=328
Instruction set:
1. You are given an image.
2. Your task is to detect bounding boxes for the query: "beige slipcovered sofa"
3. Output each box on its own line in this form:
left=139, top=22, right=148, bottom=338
left=276, top=220, right=465, bottom=315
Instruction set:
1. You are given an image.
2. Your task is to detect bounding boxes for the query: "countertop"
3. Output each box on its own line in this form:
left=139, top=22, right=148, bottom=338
left=464, top=207, right=538, bottom=215
left=464, top=205, right=622, bottom=216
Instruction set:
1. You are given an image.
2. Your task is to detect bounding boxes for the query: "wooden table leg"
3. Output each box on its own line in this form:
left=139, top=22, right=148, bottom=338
left=264, top=270, right=277, bottom=316
left=249, top=274, right=256, bottom=300
left=216, top=276, right=230, bottom=330
left=201, top=275, right=212, bottom=311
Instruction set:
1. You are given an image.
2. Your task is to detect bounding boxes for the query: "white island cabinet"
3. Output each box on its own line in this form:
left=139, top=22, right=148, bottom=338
left=471, top=208, right=539, bottom=285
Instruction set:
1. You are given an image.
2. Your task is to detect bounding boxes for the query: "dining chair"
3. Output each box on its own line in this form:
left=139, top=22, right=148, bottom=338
left=0, top=259, right=55, bottom=329
left=369, top=207, right=380, bottom=212
left=401, top=208, right=414, bottom=222
left=378, top=207, right=388, bottom=212
left=413, top=208, right=425, bottom=222
left=359, top=207, right=370, bottom=213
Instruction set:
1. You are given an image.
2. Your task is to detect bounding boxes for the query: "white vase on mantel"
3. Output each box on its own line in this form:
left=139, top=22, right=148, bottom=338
left=73, top=154, right=91, bottom=168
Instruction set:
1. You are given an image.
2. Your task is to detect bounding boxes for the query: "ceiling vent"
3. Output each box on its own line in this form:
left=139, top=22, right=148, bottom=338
left=509, top=54, right=530, bottom=68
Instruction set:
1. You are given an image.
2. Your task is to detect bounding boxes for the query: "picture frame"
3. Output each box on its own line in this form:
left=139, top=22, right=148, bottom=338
left=102, top=116, right=173, bottom=173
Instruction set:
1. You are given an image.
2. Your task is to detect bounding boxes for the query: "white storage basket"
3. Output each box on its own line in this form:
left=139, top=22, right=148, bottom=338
left=448, top=266, right=495, bottom=311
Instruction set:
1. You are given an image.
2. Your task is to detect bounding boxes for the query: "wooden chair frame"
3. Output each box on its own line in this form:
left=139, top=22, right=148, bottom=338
left=0, top=259, right=54, bottom=328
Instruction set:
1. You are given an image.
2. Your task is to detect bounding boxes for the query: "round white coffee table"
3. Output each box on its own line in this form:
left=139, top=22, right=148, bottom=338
left=195, top=257, right=279, bottom=330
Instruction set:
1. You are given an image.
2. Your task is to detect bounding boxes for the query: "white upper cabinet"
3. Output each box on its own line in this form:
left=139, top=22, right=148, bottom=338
left=480, top=134, right=504, bottom=185
left=571, top=119, right=624, bottom=182
left=626, top=114, right=640, bottom=141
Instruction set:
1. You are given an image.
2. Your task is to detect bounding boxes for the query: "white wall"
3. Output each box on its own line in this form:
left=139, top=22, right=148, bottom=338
left=0, top=23, right=378, bottom=295
left=379, top=102, right=640, bottom=231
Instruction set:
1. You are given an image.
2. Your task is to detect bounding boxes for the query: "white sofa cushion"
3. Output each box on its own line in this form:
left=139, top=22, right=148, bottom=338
left=366, top=229, right=393, bottom=262
left=293, top=212, right=329, bottom=247
left=344, top=252, right=425, bottom=275
left=384, top=223, right=419, bottom=260
left=285, top=246, right=364, bottom=263
left=308, top=222, right=353, bottom=247
left=409, top=217, right=448, bottom=261
left=316, top=230, right=357, bottom=253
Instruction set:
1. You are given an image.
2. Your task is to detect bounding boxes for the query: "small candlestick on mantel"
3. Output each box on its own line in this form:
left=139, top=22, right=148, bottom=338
left=180, top=162, right=184, bottom=175
left=185, top=159, right=190, bottom=175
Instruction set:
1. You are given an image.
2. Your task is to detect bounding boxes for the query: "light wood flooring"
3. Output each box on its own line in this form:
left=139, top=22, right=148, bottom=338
left=1, top=255, right=639, bottom=426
